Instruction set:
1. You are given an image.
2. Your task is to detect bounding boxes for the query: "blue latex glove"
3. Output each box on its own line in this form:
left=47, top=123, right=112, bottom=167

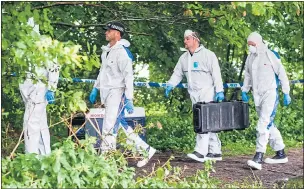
left=45, top=90, right=55, bottom=104
left=214, top=92, right=225, bottom=102
left=242, top=92, right=249, bottom=102
left=165, top=84, right=174, bottom=98
left=125, top=99, right=134, bottom=114
left=283, top=93, right=291, bottom=106
left=89, top=88, right=98, bottom=104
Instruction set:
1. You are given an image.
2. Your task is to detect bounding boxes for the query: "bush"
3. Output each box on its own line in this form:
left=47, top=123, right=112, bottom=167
left=2, top=138, right=217, bottom=188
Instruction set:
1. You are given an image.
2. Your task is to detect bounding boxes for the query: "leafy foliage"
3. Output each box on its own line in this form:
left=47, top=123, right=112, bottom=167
left=2, top=138, right=217, bottom=188
left=1, top=2, right=99, bottom=132
left=1, top=1, right=303, bottom=187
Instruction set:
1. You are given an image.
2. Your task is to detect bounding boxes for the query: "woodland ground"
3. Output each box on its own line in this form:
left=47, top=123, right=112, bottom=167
left=130, top=147, right=303, bottom=188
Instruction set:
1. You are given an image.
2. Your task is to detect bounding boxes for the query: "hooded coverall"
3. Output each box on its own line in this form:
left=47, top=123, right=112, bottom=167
left=19, top=18, right=60, bottom=155
left=167, top=45, right=224, bottom=156
left=242, top=34, right=290, bottom=153
left=94, top=39, right=149, bottom=152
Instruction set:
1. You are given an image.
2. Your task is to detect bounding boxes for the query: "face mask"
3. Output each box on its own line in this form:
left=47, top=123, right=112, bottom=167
left=249, top=45, right=257, bottom=54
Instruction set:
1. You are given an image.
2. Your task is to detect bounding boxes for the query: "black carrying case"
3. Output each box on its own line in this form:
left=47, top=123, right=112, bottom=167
left=193, top=101, right=249, bottom=134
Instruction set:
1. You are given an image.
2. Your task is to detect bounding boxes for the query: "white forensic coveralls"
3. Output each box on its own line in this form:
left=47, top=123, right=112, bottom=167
left=242, top=43, right=290, bottom=153
left=19, top=18, right=60, bottom=155
left=167, top=45, right=224, bottom=156
left=94, top=39, right=149, bottom=152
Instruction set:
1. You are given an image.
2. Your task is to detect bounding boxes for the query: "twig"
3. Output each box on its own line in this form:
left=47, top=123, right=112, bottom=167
left=51, top=22, right=153, bottom=36
left=51, top=22, right=106, bottom=28
left=51, top=119, right=67, bottom=127
left=5, top=122, right=10, bottom=147
left=3, top=171, right=11, bottom=177
left=135, top=156, right=174, bottom=184
left=126, top=31, right=153, bottom=36
left=9, top=130, right=24, bottom=159
left=56, top=27, right=72, bottom=40
left=32, top=2, right=116, bottom=16
left=8, top=115, right=70, bottom=159
left=64, top=114, right=82, bottom=146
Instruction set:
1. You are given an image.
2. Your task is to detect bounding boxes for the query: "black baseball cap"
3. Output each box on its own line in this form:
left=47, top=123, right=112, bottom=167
left=103, top=22, right=125, bottom=36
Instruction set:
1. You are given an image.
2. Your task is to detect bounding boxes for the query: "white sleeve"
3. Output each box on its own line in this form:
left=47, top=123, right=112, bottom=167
left=93, top=67, right=102, bottom=89
left=268, top=51, right=290, bottom=94
left=241, top=56, right=252, bottom=93
left=118, top=51, right=134, bottom=100
left=47, top=58, right=60, bottom=91
left=168, top=57, right=184, bottom=87
left=208, top=52, right=224, bottom=93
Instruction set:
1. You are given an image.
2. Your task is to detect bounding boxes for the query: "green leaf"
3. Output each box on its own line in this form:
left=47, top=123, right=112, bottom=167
left=16, top=42, right=27, bottom=49
left=156, top=167, right=165, bottom=179
left=71, top=172, right=81, bottom=187
left=57, top=170, right=66, bottom=185
left=24, top=4, right=31, bottom=15
left=59, top=154, right=71, bottom=170
left=53, top=158, right=61, bottom=173
left=93, top=44, right=97, bottom=53
left=78, top=100, right=87, bottom=112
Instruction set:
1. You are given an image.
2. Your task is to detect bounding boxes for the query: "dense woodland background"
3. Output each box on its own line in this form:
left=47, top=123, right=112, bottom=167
left=1, top=1, right=303, bottom=187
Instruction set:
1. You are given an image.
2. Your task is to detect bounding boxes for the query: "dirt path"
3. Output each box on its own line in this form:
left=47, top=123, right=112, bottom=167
left=130, top=148, right=303, bottom=187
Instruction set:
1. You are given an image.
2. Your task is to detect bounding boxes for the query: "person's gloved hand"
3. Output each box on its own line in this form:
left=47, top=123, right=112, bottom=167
left=45, top=90, right=55, bottom=104
left=242, top=92, right=249, bottom=102
left=125, top=99, right=134, bottom=114
left=283, top=93, right=291, bottom=106
left=89, top=88, right=98, bottom=104
left=214, top=92, right=225, bottom=102
left=165, top=84, right=173, bottom=98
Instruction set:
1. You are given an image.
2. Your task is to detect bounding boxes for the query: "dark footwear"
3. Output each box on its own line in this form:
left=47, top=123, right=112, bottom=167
left=247, top=152, right=264, bottom=170
left=205, top=153, right=222, bottom=161
left=187, top=151, right=205, bottom=162
left=265, top=149, right=288, bottom=164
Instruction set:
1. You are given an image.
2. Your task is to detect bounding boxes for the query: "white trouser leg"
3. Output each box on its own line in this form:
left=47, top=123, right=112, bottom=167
left=208, top=133, right=222, bottom=154
left=24, top=101, right=50, bottom=155
left=269, top=125, right=285, bottom=151
left=102, top=89, right=123, bottom=152
left=194, top=132, right=210, bottom=156
left=267, top=90, right=285, bottom=151
left=255, top=90, right=276, bottom=153
left=123, top=126, right=149, bottom=152
left=38, top=104, right=51, bottom=155
left=193, top=89, right=222, bottom=156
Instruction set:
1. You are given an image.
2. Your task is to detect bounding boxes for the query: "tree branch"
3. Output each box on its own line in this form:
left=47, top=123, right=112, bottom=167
left=32, top=2, right=107, bottom=10
left=51, top=22, right=106, bottom=28
left=51, top=22, right=153, bottom=36
left=51, top=13, right=221, bottom=28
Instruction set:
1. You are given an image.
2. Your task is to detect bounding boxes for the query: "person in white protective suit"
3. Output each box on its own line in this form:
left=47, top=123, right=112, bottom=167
left=89, top=22, right=156, bottom=167
left=242, top=32, right=291, bottom=170
left=165, top=29, right=225, bottom=162
left=19, top=17, right=60, bottom=155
